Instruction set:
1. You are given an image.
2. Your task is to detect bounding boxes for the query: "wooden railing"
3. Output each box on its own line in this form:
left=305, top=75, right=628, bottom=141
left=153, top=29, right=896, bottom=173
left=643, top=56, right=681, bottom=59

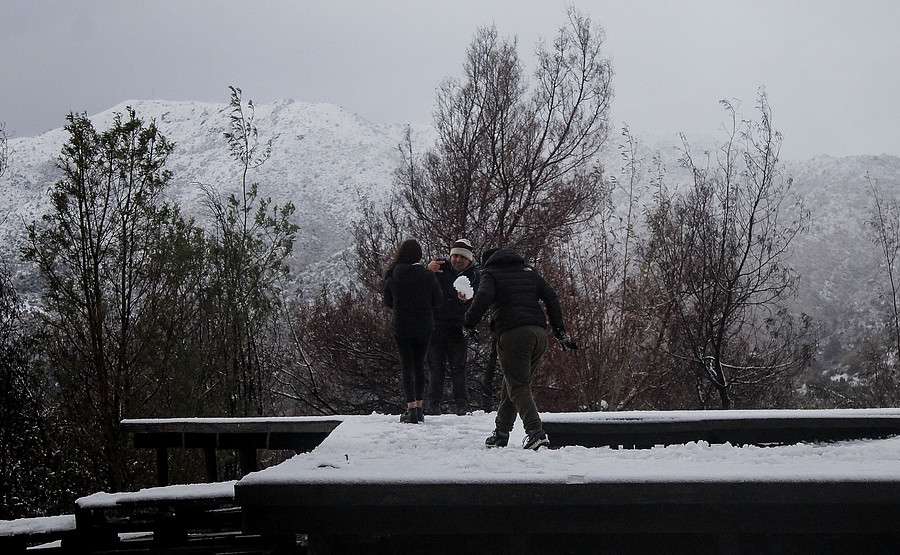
left=120, top=417, right=342, bottom=486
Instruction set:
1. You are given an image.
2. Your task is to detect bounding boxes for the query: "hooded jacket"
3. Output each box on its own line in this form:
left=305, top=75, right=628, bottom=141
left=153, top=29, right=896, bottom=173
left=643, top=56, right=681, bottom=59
left=383, top=263, right=443, bottom=337
left=464, top=248, right=565, bottom=335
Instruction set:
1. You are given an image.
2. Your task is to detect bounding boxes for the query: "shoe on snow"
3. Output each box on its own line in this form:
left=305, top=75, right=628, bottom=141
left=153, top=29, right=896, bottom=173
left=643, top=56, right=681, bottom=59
left=485, top=429, right=510, bottom=448
left=399, top=409, right=419, bottom=424
left=522, top=429, right=550, bottom=450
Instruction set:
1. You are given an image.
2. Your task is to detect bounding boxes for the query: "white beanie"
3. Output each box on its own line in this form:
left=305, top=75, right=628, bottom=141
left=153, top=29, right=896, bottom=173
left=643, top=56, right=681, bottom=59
left=449, top=238, right=475, bottom=262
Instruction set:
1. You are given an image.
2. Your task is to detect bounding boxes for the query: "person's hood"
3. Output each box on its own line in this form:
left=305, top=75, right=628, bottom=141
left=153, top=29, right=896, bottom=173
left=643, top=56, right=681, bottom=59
left=483, top=248, right=525, bottom=268
left=391, top=262, right=424, bottom=284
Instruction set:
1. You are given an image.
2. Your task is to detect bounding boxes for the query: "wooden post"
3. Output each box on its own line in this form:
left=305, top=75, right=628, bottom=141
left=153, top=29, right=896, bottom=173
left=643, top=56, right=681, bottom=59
left=204, top=447, right=218, bottom=482
left=238, top=448, right=258, bottom=476
left=156, top=446, right=169, bottom=487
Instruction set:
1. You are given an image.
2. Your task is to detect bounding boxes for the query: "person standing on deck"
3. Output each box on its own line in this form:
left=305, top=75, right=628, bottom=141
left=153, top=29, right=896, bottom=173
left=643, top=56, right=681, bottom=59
left=464, top=248, right=577, bottom=450
left=424, top=238, right=481, bottom=416
left=383, top=239, right=443, bottom=424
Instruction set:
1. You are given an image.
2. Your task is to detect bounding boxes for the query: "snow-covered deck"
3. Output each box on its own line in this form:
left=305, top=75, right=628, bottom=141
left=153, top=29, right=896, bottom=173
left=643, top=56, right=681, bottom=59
left=234, top=410, right=900, bottom=552
left=8, top=410, right=900, bottom=553
left=542, top=407, right=900, bottom=448
left=0, top=515, right=76, bottom=552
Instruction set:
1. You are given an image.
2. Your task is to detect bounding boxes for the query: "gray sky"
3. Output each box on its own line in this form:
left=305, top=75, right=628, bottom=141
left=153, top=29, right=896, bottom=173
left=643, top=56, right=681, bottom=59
left=2, top=0, right=899, bottom=160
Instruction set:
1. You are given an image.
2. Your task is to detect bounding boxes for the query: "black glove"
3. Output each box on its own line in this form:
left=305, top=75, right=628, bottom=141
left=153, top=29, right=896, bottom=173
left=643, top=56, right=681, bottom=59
left=464, top=327, right=478, bottom=342
left=555, top=329, right=577, bottom=351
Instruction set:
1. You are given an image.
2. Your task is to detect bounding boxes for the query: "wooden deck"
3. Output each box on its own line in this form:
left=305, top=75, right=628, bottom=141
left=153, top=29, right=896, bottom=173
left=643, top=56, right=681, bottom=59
left=121, top=417, right=342, bottom=485
left=2, top=482, right=296, bottom=554
left=0, top=515, right=75, bottom=553
left=7, top=410, right=900, bottom=553
left=238, top=478, right=900, bottom=554
left=234, top=409, right=900, bottom=554
left=541, top=408, right=900, bottom=448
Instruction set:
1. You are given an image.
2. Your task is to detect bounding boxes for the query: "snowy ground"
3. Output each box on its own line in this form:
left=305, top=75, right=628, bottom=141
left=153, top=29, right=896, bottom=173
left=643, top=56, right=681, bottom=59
left=240, top=409, right=900, bottom=486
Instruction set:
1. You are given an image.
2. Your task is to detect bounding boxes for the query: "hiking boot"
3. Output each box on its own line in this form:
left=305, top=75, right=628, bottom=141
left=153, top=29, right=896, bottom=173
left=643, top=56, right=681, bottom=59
left=522, top=429, right=550, bottom=450
left=416, top=407, right=425, bottom=422
left=485, top=429, right=510, bottom=448
left=400, top=408, right=419, bottom=424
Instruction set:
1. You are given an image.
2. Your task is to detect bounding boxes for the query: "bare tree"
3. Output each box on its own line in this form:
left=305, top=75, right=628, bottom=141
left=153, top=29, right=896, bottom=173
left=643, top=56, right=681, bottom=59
left=540, top=127, right=662, bottom=411
left=342, top=8, right=613, bottom=411
left=864, top=173, right=900, bottom=404
left=201, top=86, right=299, bottom=417
left=0, top=122, right=9, bottom=180
left=276, top=287, right=401, bottom=415
left=388, top=6, right=613, bottom=263
left=641, top=91, right=811, bottom=409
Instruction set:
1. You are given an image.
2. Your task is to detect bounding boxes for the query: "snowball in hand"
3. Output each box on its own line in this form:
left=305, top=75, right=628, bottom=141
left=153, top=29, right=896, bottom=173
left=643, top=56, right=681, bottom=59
left=454, top=276, right=474, bottom=300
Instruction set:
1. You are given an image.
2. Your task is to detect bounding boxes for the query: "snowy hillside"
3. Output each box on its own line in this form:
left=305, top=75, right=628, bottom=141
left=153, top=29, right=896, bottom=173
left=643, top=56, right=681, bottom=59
left=2, top=98, right=900, bottom=373
left=0, top=98, right=433, bottom=289
left=788, top=156, right=900, bottom=342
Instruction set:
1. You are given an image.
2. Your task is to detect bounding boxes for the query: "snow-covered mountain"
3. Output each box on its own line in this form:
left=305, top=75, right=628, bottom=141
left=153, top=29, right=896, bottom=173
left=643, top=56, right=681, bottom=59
left=2, top=98, right=900, bottom=373
left=785, top=154, right=900, bottom=375
left=0, top=98, right=433, bottom=290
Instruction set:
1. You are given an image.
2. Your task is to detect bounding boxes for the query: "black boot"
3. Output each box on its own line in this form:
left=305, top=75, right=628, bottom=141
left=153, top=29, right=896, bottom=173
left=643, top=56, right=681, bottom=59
left=485, top=429, right=510, bottom=448
left=400, top=408, right=419, bottom=424
left=416, top=407, right=424, bottom=422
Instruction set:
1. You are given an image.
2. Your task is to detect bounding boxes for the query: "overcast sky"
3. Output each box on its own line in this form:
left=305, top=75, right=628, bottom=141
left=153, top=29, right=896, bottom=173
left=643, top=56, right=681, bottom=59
left=2, top=0, right=899, bottom=160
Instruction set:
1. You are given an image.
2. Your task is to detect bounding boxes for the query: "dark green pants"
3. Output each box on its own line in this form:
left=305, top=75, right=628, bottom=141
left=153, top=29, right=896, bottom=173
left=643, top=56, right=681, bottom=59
left=495, top=325, right=548, bottom=434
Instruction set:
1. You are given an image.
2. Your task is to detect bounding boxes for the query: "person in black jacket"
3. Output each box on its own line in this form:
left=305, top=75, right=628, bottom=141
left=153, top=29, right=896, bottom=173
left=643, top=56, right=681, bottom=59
left=424, top=238, right=481, bottom=416
left=464, top=248, right=577, bottom=449
left=383, top=239, right=443, bottom=424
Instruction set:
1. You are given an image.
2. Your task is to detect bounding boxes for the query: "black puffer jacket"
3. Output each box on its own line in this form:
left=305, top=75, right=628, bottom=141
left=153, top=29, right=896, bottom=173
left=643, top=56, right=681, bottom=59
left=383, top=263, right=443, bottom=337
left=432, top=258, right=481, bottom=329
left=464, top=249, right=565, bottom=335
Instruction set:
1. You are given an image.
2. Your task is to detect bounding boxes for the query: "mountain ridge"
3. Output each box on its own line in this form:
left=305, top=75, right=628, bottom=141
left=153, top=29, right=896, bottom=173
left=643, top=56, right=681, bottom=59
left=1, top=98, right=434, bottom=289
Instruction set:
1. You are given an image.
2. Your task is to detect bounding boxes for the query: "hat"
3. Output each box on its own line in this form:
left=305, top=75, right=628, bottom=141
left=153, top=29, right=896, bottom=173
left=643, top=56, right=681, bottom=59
left=449, top=238, right=475, bottom=262
left=481, top=247, right=500, bottom=266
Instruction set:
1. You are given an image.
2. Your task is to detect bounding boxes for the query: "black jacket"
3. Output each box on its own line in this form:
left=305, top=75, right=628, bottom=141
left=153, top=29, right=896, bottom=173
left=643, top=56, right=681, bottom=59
left=432, top=258, right=481, bottom=329
left=383, top=263, right=443, bottom=337
left=464, top=249, right=565, bottom=335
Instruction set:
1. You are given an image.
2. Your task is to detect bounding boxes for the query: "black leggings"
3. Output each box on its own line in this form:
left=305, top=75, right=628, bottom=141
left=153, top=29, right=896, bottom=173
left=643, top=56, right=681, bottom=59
left=395, top=334, right=430, bottom=403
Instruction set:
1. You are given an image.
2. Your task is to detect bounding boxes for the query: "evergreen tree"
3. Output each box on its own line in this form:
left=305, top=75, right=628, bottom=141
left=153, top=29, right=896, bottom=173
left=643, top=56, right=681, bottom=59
left=0, top=255, right=48, bottom=517
left=22, top=109, right=198, bottom=492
